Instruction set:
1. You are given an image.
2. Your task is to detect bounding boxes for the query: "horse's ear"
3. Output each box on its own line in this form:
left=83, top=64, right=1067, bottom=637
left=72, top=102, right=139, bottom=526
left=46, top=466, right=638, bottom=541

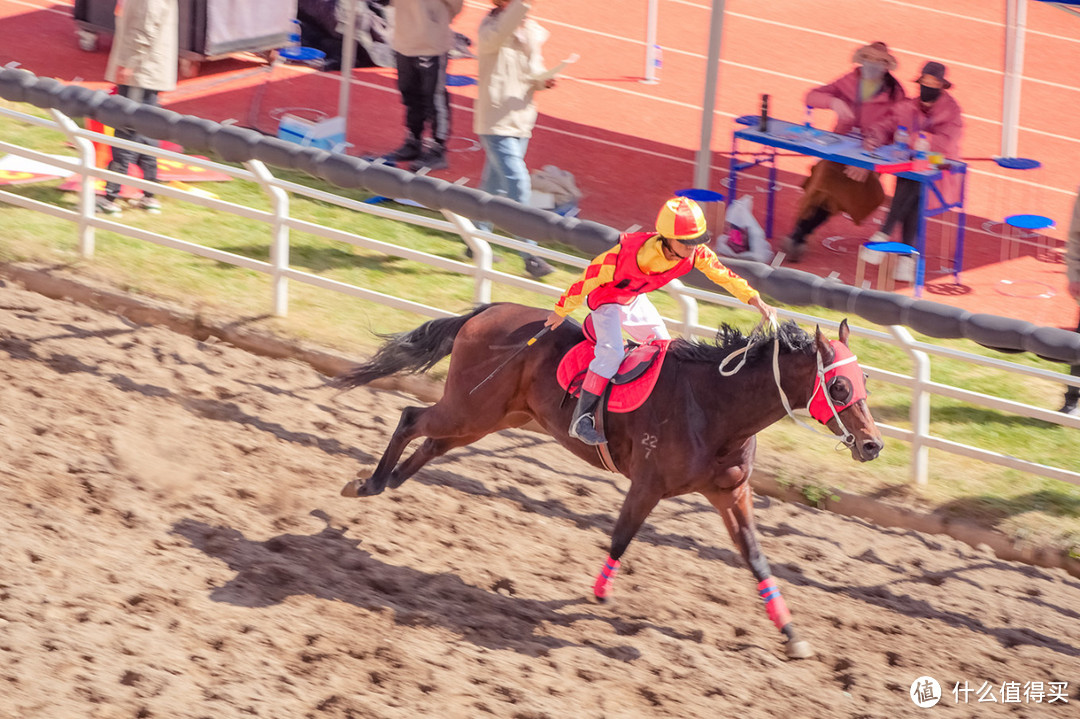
left=814, top=324, right=835, bottom=363
left=838, top=319, right=850, bottom=346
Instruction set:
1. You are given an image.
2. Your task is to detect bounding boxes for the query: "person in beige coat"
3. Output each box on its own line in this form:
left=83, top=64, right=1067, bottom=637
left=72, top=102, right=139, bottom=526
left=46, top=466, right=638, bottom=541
left=473, top=0, right=556, bottom=278
left=98, top=0, right=178, bottom=216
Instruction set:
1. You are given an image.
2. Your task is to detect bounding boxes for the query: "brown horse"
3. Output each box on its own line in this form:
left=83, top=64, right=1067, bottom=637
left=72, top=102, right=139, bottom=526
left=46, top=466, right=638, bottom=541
left=332, top=302, right=883, bottom=659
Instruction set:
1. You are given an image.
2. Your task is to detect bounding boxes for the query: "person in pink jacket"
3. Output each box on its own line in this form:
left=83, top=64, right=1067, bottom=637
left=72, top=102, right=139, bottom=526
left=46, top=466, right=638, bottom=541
left=869, top=61, right=963, bottom=248
left=782, top=42, right=905, bottom=262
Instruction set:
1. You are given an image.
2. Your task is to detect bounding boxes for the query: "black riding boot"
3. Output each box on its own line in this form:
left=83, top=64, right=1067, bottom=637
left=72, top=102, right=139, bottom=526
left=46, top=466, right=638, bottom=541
left=569, top=389, right=607, bottom=445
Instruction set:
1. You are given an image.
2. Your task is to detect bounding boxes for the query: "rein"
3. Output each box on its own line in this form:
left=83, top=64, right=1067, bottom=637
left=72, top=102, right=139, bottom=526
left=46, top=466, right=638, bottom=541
left=718, top=330, right=857, bottom=450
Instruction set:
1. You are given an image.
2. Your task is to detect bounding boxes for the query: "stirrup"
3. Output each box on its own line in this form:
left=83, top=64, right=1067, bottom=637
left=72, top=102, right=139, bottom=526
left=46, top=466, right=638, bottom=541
left=569, top=414, right=607, bottom=446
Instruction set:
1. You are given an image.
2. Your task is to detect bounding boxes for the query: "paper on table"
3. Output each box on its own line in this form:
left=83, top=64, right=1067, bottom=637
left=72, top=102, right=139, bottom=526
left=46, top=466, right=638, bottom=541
left=534, top=53, right=579, bottom=83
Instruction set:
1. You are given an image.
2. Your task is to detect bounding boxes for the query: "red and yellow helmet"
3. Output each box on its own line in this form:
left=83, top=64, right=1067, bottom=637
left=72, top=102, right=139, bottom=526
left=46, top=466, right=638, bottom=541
left=656, top=196, right=709, bottom=243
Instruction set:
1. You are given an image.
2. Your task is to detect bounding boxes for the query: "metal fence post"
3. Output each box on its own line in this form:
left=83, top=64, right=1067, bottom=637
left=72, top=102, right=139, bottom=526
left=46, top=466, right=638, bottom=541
left=246, top=160, right=290, bottom=317
left=891, top=325, right=930, bottom=485
left=442, top=210, right=492, bottom=305
left=49, top=109, right=97, bottom=258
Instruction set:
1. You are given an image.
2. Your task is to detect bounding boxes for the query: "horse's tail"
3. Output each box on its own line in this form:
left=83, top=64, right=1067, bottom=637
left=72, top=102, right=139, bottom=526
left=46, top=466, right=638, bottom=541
left=330, top=305, right=493, bottom=391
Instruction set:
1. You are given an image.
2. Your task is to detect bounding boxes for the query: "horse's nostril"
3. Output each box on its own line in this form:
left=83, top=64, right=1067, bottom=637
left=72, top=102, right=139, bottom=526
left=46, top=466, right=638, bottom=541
left=862, top=439, right=883, bottom=456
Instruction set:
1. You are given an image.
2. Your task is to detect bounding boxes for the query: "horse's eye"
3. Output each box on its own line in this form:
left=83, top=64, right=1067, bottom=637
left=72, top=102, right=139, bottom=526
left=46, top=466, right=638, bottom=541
left=828, top=377, right=852, bottom=403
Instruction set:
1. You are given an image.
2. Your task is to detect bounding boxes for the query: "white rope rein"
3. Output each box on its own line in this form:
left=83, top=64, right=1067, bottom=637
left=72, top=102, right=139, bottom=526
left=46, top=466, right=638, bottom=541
left=718, top=325, right=857, bottom=450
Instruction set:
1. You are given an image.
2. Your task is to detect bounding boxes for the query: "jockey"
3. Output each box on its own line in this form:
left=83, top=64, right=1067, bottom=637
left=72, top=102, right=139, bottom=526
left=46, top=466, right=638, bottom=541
left=545, top=196, right=777, bottom=445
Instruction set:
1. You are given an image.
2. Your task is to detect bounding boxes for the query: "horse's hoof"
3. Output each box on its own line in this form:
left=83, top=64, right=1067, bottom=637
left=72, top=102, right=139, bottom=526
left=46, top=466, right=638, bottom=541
left=341, top=477, right=382, bottom=497
left=592, top=593, right=610, bottom=604
left=785, top=639, right=814, bottom=659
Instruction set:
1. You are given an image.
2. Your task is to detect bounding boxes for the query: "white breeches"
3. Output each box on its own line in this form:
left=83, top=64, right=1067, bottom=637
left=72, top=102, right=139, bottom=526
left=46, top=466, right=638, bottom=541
left=587, top=295, right=670, bottom=378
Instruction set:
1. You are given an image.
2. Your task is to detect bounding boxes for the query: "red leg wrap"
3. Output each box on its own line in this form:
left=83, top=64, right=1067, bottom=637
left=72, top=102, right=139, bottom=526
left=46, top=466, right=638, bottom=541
left=582, top=370, right=610, bottom=396
left=757, top=578, right=792, bottom=630
left=593, top=556, right=621, bottom=599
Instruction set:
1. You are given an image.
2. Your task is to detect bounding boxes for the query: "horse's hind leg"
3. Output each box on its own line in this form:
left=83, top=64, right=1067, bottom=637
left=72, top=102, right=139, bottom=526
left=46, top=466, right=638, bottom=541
left=703, top=481, right=814, bottom=660
left=385, top=433, right=489, bottom=489
left=342, top=405, right=428, bottom=497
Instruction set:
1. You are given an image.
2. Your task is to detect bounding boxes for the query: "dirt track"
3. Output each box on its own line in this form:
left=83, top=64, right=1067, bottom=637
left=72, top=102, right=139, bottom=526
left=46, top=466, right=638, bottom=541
left=1, top=277, right=1077, bottom=718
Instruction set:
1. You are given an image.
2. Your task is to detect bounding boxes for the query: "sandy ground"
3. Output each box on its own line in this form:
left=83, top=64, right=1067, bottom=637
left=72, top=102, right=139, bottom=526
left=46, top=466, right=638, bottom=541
left=0, top=277, right=1078, bottom=719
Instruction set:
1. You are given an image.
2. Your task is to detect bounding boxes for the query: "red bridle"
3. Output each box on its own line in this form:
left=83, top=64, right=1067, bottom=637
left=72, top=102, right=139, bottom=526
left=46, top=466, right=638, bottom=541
left=806, top=341, right=868, bottom=443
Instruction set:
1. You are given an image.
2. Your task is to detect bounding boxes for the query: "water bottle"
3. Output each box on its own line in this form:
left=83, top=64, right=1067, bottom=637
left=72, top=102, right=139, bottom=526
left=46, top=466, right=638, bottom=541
left=914, top=132, right=930, bottom=159
left=652, top=44, right=662, bottom=80
left=289, top=19, right=302, bottom=51
left=894, top=125, right=910, bottom=160
left=804, top=105, right=813, bottom=130
left=759, top=94, right=770, bottom=133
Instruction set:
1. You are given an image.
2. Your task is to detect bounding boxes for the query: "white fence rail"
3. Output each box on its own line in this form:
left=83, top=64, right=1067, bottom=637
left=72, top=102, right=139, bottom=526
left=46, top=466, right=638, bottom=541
left=1, top=104, right=1077, bottom=488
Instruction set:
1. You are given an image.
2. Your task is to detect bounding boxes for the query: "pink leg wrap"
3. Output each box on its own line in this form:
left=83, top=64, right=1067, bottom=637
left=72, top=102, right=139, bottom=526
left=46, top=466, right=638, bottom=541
left=757, top=578, right=792, bottom=630
left=593, top=556, right=621, bottom=599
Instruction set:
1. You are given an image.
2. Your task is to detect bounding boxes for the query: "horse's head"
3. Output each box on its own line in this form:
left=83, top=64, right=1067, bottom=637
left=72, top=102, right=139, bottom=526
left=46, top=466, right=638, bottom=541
left=809, top=320, right=883, bottom=462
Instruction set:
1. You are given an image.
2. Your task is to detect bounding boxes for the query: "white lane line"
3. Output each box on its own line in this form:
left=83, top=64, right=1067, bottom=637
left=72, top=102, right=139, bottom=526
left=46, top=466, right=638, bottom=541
left=462, top=0, right=1079, bottom=85
left=879, top=0, right=1001, bottom=26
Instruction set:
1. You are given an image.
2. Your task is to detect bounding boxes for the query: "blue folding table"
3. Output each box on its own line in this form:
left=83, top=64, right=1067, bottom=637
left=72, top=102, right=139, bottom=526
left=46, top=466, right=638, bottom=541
left=728, top=116, right=968, bottom=295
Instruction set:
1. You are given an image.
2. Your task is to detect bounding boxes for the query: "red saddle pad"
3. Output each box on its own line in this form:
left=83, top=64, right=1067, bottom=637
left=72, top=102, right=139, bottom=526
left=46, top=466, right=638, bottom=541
left=556, top=339, right=670, bottom=413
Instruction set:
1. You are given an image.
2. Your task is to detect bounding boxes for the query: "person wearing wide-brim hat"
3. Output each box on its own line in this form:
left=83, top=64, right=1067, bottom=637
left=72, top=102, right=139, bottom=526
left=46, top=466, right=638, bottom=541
left=782, top=41, right=906, bottom=262
left=868, top=61, right=964, bottom=273
left=544, top=197, right=776, bottom=445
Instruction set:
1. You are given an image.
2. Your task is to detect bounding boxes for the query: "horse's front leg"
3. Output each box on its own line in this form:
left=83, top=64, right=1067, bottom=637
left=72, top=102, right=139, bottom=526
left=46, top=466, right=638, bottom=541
left=703, top=480, right=814, bottom=660
left=592, top=478, right=664, bottom=602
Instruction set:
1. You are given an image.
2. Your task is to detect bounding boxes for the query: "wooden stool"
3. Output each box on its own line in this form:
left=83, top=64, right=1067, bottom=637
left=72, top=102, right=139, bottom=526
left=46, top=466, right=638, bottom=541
left=855, top=241, right=920, bottom=291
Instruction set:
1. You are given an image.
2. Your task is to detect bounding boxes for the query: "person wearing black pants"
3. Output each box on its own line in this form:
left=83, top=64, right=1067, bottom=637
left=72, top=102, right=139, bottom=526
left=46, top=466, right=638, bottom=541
left=878, top=177, right=922, bottom=246
left=98, top=0, right=177, bottom=215
left=103, top=86, right=161, bottom=210
left=384, top=0, right=464, bottom=171
left=1063, top=316, right=1080, bottom=416
left=392, top=52, right=451, bottom=168
left=1061, top=186, right=1080, bottom=416
left=869, top=62, right=963, bottom=259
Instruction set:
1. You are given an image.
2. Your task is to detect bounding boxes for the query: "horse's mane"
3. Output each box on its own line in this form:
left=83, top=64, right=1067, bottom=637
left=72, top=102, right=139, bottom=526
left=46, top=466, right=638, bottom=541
left=668, top=320, right=814, bottom=365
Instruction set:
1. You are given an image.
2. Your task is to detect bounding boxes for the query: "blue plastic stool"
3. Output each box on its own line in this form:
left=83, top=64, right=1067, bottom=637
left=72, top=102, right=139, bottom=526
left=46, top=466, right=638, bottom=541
left=675, top=188, right=725, bottom=204
left=446, top=74, right=478, bottom=87
left=855, top=240, right=920, bottom=291
left=1002, top=214, right=1054, bottom=262
left=675, top=188, right=725, bottom=242
left=279, top=20, right=326, bottom=67
left=280, top=46, right=326, bottom=65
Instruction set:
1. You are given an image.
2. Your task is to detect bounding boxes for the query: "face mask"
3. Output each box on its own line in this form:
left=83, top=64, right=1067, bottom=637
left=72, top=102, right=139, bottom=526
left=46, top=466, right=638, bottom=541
left=860, top=62, right=887, bottom=81
left=919, top=84, right=943, bottom=103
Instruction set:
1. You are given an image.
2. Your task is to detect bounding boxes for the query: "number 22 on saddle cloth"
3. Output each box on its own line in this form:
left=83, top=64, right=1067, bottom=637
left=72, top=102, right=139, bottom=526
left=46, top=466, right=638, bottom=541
left=556, top=337, right=671, bottom=413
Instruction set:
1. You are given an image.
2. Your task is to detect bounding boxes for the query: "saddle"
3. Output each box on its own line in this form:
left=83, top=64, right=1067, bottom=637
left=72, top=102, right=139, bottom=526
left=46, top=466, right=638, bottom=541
left=556, top=334, right=670, bottom=413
